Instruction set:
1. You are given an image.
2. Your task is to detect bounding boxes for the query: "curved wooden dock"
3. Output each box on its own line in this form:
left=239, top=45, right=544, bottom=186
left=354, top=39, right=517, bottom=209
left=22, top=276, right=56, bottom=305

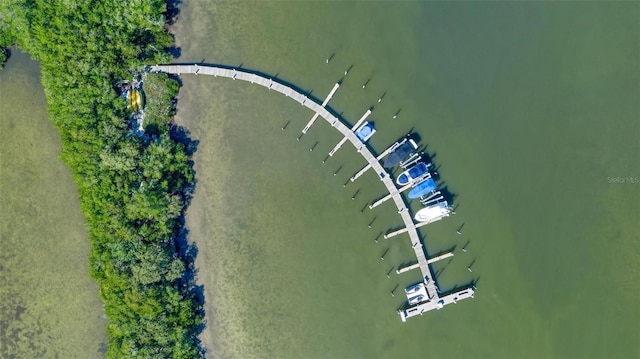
left=149, top=64, right=453, bottom=313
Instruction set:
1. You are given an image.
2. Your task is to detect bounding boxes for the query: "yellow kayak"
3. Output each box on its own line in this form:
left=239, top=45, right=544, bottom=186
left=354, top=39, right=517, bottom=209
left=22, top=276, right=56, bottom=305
left=131, top=89, right=139, bottom=111
left=126, top=90, right=132, bottom=109
left=135, top=89, right=144, bottom=111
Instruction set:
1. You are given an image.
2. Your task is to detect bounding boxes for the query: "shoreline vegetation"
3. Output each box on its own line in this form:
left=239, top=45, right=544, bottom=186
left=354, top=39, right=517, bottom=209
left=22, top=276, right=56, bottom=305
left=1, top=1, right=204, bottom=358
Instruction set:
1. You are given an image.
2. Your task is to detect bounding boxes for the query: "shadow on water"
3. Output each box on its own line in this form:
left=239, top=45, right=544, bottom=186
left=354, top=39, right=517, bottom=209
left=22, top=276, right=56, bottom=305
left=165, top=0, right=182, bottom=25
left=168, top=106, right=206, bottom=354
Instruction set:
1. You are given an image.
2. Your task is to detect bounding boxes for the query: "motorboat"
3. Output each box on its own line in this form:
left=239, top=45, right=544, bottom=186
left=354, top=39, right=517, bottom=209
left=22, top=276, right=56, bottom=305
left=414, top=201, right=451, bottom=223
left=404, top=283, right=423, bottom=295
left=355, top=121, right=376, bottom=142
left=383, top=139, right=417, bottom=168
left=407, top=178, right=437, bottom=199
left=408, top=294, right=425, bottom=305
left=396, top=162, right=429, bottom=186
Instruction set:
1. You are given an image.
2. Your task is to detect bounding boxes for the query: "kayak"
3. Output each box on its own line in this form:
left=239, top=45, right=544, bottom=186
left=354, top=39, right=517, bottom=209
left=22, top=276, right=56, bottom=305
left=131, top=89, right=139, bottom=111
left=135, top=89, right=144, bottom=111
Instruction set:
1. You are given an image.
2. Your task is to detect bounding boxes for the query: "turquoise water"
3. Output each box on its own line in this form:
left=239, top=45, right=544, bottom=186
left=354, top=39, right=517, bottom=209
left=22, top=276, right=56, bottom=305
left=171, top=2, right=638, bottom=358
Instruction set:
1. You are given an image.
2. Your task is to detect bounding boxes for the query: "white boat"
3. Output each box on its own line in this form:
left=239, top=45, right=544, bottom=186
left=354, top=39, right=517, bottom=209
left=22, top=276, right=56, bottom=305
left=408, top=294, right=426, bottom=305
left=396, top=162, right=429, bottom=186
left=414, top=201, right=451, bottom=223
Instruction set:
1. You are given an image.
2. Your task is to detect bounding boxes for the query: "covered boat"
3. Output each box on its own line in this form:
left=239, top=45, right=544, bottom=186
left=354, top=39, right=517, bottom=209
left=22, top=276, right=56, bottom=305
left=407, top=178, right=437, bottom=199
left=396, top=162, right=429, bottom=186
left=355, top=121, right=376, bottom=142
left=414, top=201, right=451, bottom=223
left=383, top=139, right=417, bottom=168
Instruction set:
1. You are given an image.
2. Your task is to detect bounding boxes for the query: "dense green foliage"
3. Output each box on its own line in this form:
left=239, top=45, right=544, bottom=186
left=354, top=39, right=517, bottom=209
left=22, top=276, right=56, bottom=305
left=1, top=1, right=204, bottom=357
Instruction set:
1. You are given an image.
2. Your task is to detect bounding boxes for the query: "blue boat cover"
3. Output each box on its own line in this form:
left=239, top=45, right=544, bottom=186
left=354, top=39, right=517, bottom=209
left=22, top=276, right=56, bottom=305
left=408, top=178, right=437, bottom=199
left=397, top=162, right=428, bottom=185
left=356, top=123, right=375, bottom=142
left=408, top=163, right=427, bottom=178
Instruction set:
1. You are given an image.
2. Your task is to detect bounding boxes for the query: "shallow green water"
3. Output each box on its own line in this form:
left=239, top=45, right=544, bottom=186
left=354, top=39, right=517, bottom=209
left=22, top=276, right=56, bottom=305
left=171, top=2, right=638, bottom=358
left=0, top=51, right=106, bottom=358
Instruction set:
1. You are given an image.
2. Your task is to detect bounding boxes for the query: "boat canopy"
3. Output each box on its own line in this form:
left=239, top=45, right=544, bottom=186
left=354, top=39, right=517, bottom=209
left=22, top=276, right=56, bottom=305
left=355, top=121, right=376, bottom=142
left=397, top=162, right=428, bottom=185
left=384, top=139, right=417, bottom=168
left=407, top=178, right=437, bottom=199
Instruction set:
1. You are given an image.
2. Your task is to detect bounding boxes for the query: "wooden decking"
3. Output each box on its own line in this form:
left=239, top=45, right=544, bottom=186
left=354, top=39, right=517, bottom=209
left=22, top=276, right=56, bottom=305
left=149, top=64, right=473, bottom=318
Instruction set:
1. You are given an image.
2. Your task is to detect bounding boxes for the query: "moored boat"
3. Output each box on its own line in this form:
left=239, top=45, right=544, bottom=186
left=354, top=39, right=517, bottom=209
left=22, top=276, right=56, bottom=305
left=407, top=178, right=437, bottom=199
left=396, top=162, right=429, bottom=186
left=414, top=201, right=451, bottom=222
left=355, top=121, right=376, bottom=142
left=384, top=139, right=418, bottom=168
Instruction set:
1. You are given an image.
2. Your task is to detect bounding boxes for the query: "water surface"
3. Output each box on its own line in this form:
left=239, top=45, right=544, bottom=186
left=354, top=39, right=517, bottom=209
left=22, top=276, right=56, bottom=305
left=0, top=50, right=107, bottom=358
left=171, top=2, right=639, bottom=358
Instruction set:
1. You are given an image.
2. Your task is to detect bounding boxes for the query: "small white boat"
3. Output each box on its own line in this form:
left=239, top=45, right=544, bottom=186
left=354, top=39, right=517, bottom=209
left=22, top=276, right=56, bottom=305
left=414, top=201, right=451, bottom=223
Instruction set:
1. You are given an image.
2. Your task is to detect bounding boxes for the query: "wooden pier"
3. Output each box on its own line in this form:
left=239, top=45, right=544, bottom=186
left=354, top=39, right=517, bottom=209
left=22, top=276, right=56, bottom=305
left=383, top=211, right=451, bottom=239
left=350, top=138, right=408, bottom=182
left=369, top=173, right=431, bottom=209
left=302, top=82, right=340, bottom=134
left=149, top=64, right=464, bottom=319
left=396, top=252, right=454, bottom=274
left=328, top=109, right=371, bottom=157
left=399, top=287, right=475, bottom=322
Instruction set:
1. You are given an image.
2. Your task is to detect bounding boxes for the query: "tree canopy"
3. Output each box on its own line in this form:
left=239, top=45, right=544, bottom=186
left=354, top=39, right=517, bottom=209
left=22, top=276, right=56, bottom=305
left=1, top=0, right=204, bottom=357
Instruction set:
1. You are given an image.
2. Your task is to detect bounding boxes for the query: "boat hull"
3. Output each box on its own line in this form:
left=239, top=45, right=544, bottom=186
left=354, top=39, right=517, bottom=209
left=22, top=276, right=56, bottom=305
left=396, top=162, right=428, bottom=186
left=414, top=202, right=451, bottom=222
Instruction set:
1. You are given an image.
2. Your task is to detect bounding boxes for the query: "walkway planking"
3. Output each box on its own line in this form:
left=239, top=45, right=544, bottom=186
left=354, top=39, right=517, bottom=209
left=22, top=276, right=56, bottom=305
left=350, top=137, right=408, bottom=182
left=149, top=64, right=447, bottom=313
left=328, top=109, right=371, bottom=157
left=369, top=173, right=431, bottom=209
left=396, top=251, right=454, bottom=274
left=302, top=82, right=340, bottom=134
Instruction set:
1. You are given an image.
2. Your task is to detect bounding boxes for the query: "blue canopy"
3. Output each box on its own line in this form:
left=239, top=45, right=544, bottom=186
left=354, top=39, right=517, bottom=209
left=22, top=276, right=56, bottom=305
left=408, top=178, right=437, bottom=199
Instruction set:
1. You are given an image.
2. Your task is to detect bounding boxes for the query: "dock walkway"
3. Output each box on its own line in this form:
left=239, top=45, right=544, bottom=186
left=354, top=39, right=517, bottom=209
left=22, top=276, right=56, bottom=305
left=149, top=64, right=471, bottom=316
